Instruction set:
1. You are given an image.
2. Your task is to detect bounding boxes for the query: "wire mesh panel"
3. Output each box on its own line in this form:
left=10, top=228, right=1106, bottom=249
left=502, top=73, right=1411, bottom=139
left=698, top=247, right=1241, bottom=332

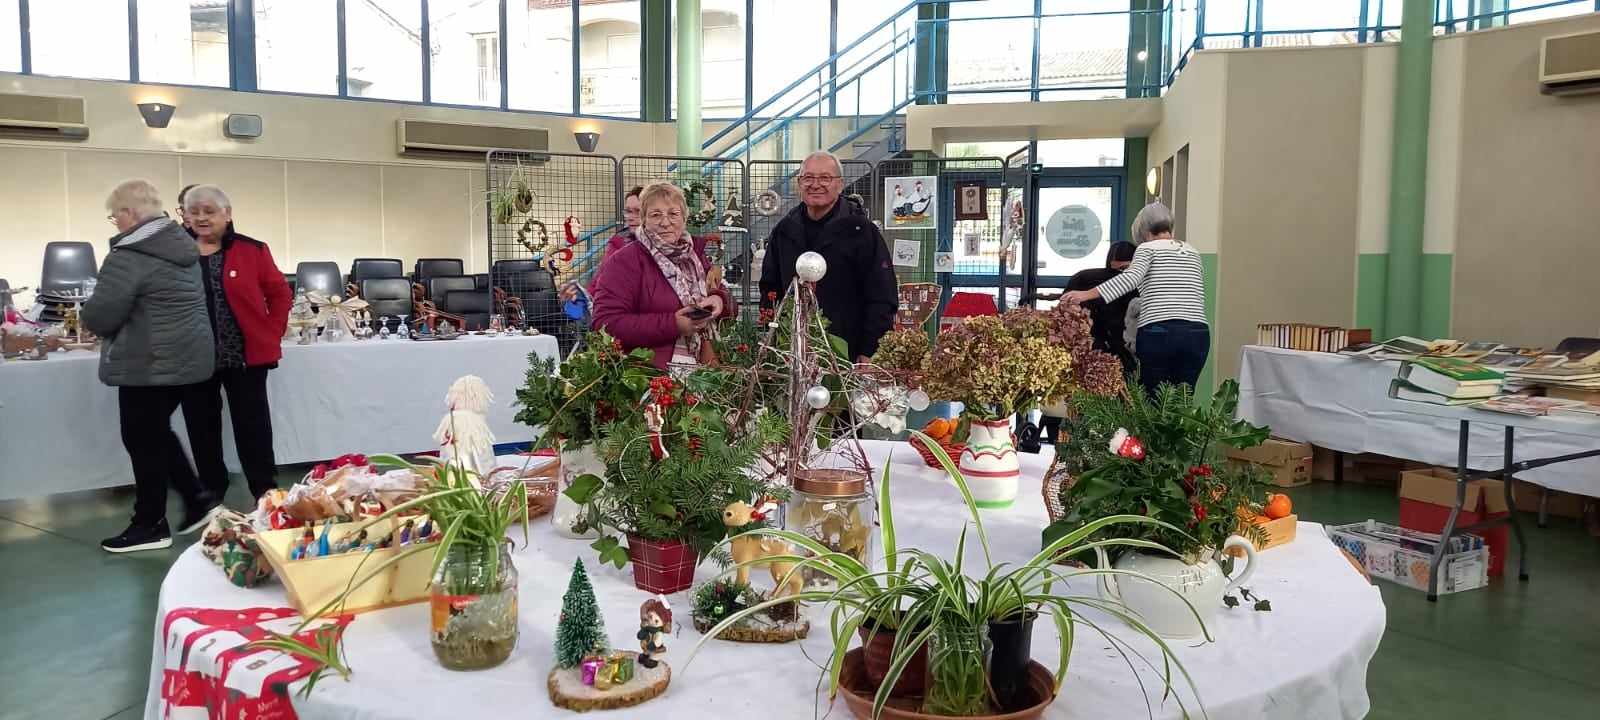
left=745, top=159, right=876, bottom=317
left=486, top=150, right=621, bottom=356
left=618, top=154, right=748, bottom=309
left=873, top=157, right=1007, bottom=322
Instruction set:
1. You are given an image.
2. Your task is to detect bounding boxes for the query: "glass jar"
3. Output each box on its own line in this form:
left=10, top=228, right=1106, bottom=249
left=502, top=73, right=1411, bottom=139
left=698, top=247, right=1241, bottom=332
left=429, top=542, right=519, bottom=670
left=922, top=621, right=993, bottom=716
left=789, top=468, right=874, bottom=590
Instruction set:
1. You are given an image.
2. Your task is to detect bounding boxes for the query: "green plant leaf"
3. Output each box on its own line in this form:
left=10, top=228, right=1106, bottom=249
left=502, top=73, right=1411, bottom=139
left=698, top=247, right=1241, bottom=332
left=565, top=473, right=602, bottom=503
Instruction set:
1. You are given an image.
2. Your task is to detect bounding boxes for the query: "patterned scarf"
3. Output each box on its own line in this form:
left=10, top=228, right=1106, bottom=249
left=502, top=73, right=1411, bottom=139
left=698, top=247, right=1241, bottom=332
left=639, top=226, right=709, bottom=355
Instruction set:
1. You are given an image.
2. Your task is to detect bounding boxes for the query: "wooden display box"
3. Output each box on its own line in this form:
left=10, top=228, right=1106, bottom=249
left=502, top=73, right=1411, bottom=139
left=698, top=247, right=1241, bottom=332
left=257, top=517, right=439, bottom=617
left=1511, top=480, right=1588, bottom=520
left=1226, top=438, right=1312, bottom=488
left=1228, top=514, right=1297, bottom=557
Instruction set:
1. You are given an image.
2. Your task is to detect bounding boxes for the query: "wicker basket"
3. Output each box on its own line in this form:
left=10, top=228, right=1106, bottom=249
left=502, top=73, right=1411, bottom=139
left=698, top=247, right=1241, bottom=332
left=908, top=435, right=965, bottom=469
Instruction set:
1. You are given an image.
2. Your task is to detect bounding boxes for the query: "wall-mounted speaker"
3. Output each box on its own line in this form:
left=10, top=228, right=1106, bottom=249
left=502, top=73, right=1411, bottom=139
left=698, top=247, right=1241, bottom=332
left=223, top=113, right=263, bottom=139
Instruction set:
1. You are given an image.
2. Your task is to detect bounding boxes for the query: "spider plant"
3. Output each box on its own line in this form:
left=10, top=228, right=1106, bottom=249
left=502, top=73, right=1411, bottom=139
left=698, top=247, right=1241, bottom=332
left=687, top=432, right=1209, bottom=719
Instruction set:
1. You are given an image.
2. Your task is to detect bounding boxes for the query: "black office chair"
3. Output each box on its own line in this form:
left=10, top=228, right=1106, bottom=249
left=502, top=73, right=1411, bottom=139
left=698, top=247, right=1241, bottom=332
left=428, top=275, right=478, bottom=302
left=40, top=242, right=98, bottom=294
left=295, top=262, right=344, bottom=298
left=473, top=273, right=492, bottom=292
left=284, top=273, right=298, bottom=295
left=362, top=278, right=413, bottom=333
left=443, top=289, right=492, bottom=331
left=0, top=278, right=12, bottom=309
left=349, top=258, right=404, bottom=292
left=414, top=258, right=465, bottom=285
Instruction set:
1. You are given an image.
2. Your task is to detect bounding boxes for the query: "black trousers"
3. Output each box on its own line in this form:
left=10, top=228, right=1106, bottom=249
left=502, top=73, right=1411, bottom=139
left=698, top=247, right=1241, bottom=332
left=1136, top=320, right=1211, bottom=397
left=120, top=386, right=212, bottom=525
left=182, top=366, right=279, bottom=499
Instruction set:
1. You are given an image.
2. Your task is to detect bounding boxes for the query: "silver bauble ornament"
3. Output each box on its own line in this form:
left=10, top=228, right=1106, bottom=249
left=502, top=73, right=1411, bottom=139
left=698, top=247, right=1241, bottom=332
left=907, top=389, right=931, bottom=412
left=796, top=251, right=828, bottom=282
left=805, top=385, right=832, bottom=409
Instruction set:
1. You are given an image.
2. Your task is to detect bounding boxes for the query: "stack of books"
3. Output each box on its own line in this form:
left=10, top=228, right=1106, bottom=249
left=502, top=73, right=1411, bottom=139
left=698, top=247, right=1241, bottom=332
left=1389, top=357, right=1505, bottom=406
left=1474, top=395, right=1598, bottom=418
left=1345, top=336, right=1443, bottom=361
left=1257, top=323, right=1372, bottom=353
left=1502, top=339, right=1600, bottom=399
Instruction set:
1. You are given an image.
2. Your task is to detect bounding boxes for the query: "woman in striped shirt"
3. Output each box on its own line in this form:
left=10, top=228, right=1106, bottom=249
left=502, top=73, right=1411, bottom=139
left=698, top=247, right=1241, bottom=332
left=1063, top=217, right=1208, bottom=395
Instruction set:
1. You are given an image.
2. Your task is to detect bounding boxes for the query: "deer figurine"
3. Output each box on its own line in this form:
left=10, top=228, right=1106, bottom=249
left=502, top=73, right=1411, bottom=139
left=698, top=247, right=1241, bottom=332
left=723, top=500, right=804, bottom=598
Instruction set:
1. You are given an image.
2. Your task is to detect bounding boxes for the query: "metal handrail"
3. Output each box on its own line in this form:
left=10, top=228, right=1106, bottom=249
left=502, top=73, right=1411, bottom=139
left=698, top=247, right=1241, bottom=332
left=700, top=0, right=921, bottom=152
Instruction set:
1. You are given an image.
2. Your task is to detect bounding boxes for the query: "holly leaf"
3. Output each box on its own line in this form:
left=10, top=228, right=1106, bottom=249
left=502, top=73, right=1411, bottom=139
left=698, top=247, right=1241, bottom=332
left=565, top=474, right=603, bottom=503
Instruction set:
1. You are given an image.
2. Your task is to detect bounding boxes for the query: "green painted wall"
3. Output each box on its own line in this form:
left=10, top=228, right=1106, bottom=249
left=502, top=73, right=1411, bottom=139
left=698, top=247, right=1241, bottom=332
left=1123, top=137, right=1148, bottom=242
left=1197, top=252, right=1218, bottom=395
left=1420, top=253, right=1453, bottom=340
left=1357, top=253, right=1388, bottom=339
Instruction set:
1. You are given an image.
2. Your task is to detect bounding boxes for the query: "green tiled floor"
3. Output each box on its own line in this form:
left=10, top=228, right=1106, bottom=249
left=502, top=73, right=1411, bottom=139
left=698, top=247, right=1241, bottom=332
left=2, top=476, right=1597, bottom=719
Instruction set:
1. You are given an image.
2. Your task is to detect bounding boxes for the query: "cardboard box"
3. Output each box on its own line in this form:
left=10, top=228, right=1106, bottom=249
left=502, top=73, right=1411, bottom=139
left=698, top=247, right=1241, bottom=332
left=1511, top=480, right=1588, bottom=520
left=1328, top=520, right=1488, bottom=595
left=1398, top=468, right=1510, bottom=577
left=1226, top=438, right=1312, bottom=488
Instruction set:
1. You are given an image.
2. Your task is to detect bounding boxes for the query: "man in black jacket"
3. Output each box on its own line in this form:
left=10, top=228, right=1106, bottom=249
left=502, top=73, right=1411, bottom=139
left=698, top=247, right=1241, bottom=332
left=760, top=151, right=899, bottom=362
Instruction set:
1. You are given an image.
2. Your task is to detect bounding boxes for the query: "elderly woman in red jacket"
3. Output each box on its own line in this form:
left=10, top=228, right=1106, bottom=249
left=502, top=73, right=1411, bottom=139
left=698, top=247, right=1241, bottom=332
left=180, top=184, right=292, bottom=501
left=590, top=182, right=734, bottom=369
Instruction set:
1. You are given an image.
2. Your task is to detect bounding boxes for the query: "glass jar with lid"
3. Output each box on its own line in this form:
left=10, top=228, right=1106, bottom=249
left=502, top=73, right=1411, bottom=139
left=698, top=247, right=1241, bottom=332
left=789, top=468, right=875, bottom=589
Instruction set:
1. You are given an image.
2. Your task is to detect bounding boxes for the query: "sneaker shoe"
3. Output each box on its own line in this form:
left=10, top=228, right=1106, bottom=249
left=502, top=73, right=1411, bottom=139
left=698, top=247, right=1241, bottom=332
left=176, top=502, right=224, bottom=536
left=101, top=519, right=173, bottom=554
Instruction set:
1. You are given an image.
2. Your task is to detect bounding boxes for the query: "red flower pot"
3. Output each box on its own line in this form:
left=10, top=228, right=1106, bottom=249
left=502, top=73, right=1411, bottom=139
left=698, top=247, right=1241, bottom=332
left=626, top=535, right=697, bottom=594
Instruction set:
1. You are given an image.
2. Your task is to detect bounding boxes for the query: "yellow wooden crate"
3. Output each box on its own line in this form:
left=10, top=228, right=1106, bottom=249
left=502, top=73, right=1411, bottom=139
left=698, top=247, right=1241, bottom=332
left=1229, top=513, right=1297, bottom=556
left=257, top=517, right=439, bottom=617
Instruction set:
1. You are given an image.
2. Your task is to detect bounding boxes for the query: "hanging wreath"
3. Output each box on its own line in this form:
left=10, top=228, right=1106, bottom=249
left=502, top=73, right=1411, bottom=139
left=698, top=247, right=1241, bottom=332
left=681, top=180, right=717, bottom=229
left=754, top=190, right=782, bottom=217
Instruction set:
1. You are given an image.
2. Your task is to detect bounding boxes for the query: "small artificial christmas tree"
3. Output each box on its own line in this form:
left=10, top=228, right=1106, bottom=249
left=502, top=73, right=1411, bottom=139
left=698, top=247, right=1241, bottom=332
left=554, top=559, right=609, bottom=668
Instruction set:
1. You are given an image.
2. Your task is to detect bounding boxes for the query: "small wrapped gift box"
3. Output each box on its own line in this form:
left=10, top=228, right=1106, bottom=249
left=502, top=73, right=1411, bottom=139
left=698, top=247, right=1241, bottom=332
left=605, top=651, right=635, bottom=685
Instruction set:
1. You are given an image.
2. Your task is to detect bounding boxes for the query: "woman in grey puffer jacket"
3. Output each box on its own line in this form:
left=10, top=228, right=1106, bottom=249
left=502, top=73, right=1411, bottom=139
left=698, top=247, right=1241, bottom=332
left=82, top=179, right=219, bottom=554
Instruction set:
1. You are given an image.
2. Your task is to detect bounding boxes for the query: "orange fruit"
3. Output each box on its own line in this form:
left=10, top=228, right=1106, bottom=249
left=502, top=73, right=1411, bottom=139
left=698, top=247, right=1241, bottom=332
left=927, top=418, right=952, bottom=440
left=1264, top=494, right=1292, bottom=520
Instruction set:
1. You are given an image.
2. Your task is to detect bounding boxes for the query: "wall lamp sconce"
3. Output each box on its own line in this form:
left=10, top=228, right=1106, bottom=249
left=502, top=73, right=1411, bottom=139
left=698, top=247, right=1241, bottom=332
left=1146, top=166, right=1162, bottom=198
left=137, top=102, right=176, bottom=128
left=574, top=131, right=600, bottom=153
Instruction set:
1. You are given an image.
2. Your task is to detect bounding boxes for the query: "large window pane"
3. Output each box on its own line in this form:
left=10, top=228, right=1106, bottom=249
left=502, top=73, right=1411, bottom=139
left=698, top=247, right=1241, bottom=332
left=509, top=0, right=573, bottom=113
left=581, top=0, right=641, bottom=118
left=672, top=2, right=747, bottom=119
left=346, top=0, right=421, bottom=101
left=32, top=0, right=130, bottom=80
left=1261, top=0, right=1363, bottom=45
left=751, top=0, right=829, bottom=117
left=1039, top=0, right=1127, bottom=99
left=1510, top=0, right=1595, bottom=24
left=0, top=1, right=20, bottom=72
left=138, top=1, right=231, bottom=87
left=430, top=0, right=502, bottom=106
left=948, top=0, right=1033, bottom=101
left=256, top=0, right=337, bottom=94
left=836, top=0, right=916, bottom=116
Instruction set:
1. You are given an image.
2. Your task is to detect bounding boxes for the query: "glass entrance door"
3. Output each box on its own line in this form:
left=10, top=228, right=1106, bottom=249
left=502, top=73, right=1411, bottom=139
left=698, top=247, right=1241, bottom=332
left=1028, top=171, right=1123, bottom=308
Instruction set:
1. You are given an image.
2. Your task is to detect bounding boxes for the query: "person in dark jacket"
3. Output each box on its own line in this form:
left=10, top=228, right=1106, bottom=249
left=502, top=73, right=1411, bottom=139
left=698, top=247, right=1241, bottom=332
left=81, top=179, right=219, bottom=553
left=179, top=185, right=292, bottom=501
left=1036, top=241, right=1138, bottom=445
left=759, top=151, right=899, bottom=362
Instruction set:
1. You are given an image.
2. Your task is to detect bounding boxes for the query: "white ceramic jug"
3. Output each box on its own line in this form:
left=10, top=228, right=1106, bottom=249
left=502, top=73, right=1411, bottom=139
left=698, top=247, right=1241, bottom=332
left=1095, top=535, right=1258, bottom=639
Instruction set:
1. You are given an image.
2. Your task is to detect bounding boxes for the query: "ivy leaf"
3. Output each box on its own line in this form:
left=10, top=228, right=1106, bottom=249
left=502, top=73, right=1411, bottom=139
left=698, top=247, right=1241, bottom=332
left=1253, top=599, right=1272, bottom=612
left=591, top=536, right=630, bottom=569
left=650, top=501, right=677, bottom=518
left=1223, top=594, right=1240, bottom=609
left=565, top=473, right=602, bottom=503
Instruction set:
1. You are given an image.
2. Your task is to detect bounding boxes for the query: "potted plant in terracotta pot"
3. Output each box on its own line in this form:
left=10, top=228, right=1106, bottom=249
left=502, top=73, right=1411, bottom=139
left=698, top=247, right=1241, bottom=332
left=1044, top=380, right=1274, bottom=639
left=564, top=368, right=791, bottom=594
left=515, top=331, right=659, bottom=537
left=688, top=436, right=1205, bottom=719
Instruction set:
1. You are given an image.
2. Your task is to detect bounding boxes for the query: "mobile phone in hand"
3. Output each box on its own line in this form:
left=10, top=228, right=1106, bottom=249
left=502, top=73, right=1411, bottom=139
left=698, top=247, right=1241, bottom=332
left=684, top=306, right=714, bottom=320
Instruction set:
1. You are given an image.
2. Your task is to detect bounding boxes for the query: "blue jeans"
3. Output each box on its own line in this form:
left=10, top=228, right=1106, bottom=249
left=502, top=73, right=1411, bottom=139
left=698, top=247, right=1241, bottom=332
left=1136, top=320, right=1210, bottom=396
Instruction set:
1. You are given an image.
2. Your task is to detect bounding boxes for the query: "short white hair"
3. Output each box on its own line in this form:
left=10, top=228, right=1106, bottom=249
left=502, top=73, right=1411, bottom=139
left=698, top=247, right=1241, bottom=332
left=183, top=184, right=232, bottom=212
left=802, top=150, right=844, bottom=178
left=105, top=179, right=164, bottom=219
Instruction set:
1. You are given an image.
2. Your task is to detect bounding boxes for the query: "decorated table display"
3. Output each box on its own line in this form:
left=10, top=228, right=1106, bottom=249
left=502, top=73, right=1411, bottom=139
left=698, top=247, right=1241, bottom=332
left=146, top=441, right=1386, bottom=720
left=873, top=303, right=1126, bottom=508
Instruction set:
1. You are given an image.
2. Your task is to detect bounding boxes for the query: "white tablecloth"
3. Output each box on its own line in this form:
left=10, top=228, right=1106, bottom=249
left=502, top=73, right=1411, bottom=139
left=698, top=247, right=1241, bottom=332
left=1238, top=345, right=1600, bottom=498
left=0, top=335, right=558, bottom=500
left=144, top=441, right=1384, bottom=720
